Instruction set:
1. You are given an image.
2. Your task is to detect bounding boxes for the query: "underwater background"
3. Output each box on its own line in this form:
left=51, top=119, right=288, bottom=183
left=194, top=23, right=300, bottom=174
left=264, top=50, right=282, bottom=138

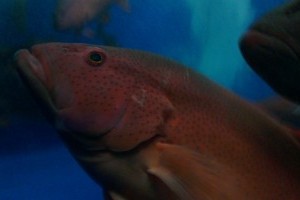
left=0, top=0, right=286, bottom=199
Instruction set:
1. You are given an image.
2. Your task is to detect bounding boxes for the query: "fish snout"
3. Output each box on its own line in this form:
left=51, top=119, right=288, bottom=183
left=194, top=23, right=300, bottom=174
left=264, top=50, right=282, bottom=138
left=14, top=48, right=48, bottom=86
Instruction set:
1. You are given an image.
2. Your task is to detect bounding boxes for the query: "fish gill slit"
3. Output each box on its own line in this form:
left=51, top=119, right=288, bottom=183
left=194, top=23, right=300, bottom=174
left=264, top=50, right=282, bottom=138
left=154, top=106, right=176, bottom=142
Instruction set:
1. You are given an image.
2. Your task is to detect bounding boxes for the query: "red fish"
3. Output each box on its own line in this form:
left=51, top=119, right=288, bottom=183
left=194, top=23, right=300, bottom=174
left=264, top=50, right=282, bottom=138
left=14, top=43, right=300, bottom=199
left=239, top=0, right=300, bottom=103
left=54, top=0, right=129, bottom=30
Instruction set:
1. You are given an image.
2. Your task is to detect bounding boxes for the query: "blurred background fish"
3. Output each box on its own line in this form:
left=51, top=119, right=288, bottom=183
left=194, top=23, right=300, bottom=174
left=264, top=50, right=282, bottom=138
left=240, top=0, right=300, bottom=104
left=53, top=0, right=130, bottom=45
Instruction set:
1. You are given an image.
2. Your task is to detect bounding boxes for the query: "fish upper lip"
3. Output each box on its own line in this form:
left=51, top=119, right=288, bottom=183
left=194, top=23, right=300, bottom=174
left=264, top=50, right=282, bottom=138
left=241, top=29, right=300, bottom=61
left=14, top=49, right=58, bottom=123
left=15, top=49, right=48, bottom=83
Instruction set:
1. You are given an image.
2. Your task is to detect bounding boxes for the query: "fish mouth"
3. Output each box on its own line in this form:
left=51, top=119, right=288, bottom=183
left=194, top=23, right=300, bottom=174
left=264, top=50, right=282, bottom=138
left=239, top=29, right=300, bottom=80
left=240, top=30, right=300, bottom=63
left=14, top=49, right=58, bottom=123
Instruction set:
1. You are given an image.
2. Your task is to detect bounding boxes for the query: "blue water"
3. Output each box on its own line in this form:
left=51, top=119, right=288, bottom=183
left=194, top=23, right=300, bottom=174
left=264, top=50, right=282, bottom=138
left=0, top=0, right=286, bottom=199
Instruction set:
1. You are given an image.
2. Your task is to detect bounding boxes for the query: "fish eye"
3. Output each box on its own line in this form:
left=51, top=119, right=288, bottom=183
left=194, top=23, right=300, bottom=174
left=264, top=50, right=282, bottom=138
left=87, top=51, right=105, bottom=66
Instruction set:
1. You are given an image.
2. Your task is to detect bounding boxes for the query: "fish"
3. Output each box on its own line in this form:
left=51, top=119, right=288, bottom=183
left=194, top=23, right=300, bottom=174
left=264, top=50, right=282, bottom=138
left=239, top=0, right=300, bottom=103
left=14, top=43, right=300, bottom=200
left=54, top=0, right=130, bottom=30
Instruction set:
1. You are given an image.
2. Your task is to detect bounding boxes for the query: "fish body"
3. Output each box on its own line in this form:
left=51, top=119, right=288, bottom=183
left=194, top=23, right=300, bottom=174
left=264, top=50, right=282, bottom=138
left=239, top=0, right=300, bottom=103
left=14, top=43, right=300, bottom=199
left=54, top=0, right=129, bottom=30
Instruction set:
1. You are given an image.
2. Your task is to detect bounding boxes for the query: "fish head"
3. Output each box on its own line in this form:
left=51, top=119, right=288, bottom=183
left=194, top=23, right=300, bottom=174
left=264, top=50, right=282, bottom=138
left=239, top=0, right=300, bottom=102
left=14, top=43, right=173, bottom=152
left=240, top=0, right=300, bottom=102
left=240, top=0, right=300, bottom=61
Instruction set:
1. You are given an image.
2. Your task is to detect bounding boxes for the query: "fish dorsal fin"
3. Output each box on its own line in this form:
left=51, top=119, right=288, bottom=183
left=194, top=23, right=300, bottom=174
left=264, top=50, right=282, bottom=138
left=147, top=143, right=241, bottom=200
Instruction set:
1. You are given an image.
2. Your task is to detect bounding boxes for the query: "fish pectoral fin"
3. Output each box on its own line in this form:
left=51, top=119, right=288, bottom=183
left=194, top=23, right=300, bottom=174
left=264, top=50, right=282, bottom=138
left=147, top=143, right=238, bottom=200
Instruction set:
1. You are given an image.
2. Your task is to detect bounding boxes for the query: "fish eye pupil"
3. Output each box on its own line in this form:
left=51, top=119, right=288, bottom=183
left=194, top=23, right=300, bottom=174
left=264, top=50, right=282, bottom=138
left=88, top=51, right=104, bottom=66
left=90, top=52, right=102, bottom=62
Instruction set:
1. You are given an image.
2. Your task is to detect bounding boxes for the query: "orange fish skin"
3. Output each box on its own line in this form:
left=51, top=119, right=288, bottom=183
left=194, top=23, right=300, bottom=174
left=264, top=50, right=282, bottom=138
left=14, top=43, right=300, bottom=200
